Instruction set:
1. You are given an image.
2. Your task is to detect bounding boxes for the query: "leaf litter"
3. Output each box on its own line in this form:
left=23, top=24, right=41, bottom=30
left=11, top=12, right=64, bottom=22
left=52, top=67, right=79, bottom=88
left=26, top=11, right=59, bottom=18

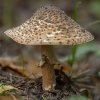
left=0, top=57, right=81, bottom=100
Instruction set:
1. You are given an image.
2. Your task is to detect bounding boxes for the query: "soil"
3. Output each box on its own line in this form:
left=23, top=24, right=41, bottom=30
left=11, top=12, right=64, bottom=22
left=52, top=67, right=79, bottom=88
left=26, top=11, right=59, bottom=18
left=0, top=66, right=80, bottom=100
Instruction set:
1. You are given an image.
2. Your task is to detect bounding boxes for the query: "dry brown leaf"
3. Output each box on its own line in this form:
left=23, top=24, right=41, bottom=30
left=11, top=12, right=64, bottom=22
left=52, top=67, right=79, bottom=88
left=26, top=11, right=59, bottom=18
left=0, top=95, right=21, bottom=100
left=0, top=57, right=72, bottom=78
left=0, top=58, right=29, bottom=77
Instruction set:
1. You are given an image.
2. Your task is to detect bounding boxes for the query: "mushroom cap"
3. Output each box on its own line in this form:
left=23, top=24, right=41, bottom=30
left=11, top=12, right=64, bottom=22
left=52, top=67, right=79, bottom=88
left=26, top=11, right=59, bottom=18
left=4, top=5, right=94, bottom=45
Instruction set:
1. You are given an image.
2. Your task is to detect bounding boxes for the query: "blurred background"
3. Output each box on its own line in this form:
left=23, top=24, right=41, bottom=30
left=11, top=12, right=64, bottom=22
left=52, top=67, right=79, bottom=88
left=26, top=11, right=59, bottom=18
left=0, top=0, right=100, bottom=58
left=0, top=0, right=100, bottom=99
left=0, top=0, right=100, bottom=57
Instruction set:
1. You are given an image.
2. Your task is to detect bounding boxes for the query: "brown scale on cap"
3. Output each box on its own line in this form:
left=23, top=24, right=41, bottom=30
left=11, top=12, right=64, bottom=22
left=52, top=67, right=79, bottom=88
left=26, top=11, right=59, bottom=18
left=4, top=5, right=94, bottom=45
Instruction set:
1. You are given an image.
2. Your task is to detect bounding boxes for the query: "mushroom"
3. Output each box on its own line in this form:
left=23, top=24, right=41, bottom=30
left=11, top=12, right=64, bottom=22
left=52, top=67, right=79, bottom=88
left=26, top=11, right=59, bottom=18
left=4, top=5, right=94, bottom=91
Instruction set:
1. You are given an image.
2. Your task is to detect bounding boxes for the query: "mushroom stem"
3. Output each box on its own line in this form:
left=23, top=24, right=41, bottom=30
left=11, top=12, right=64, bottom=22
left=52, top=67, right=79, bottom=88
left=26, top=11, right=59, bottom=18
left=41, top=45, right=60, bottom=91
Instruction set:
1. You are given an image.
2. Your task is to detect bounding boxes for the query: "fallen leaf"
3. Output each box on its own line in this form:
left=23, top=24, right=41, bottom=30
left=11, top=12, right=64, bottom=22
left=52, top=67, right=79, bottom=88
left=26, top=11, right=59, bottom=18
left=0, top=85, right=18, bottom=94
left=0, top=95, right=21, bottom=100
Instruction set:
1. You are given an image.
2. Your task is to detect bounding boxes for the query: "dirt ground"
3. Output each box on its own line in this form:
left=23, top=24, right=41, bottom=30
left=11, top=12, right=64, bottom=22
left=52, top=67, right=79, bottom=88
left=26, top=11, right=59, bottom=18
left=0, top=63, right=80, bottom=100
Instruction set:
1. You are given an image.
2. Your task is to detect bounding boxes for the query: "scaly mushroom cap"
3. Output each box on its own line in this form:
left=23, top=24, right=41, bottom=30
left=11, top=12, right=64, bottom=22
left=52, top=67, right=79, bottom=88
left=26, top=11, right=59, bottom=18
left=4, top=5, right=94, bottom=45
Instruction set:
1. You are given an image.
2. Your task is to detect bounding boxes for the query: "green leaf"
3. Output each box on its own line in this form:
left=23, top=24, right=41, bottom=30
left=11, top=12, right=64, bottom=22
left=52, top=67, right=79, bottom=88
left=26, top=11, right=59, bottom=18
left=68, top=2, right=81, bottom=67
left=61, top=42, right=97, bottom=62
left=0, top=83, right=6, bottom=87
left=0, top=85, right=18, bottom=94
left=88, top=1, right=100, bottom=18
left=73, top=2, right=81, bottom=22
left=76, top=42, right=96, bottom=59
left=68, top=95, right=88, bottom=100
